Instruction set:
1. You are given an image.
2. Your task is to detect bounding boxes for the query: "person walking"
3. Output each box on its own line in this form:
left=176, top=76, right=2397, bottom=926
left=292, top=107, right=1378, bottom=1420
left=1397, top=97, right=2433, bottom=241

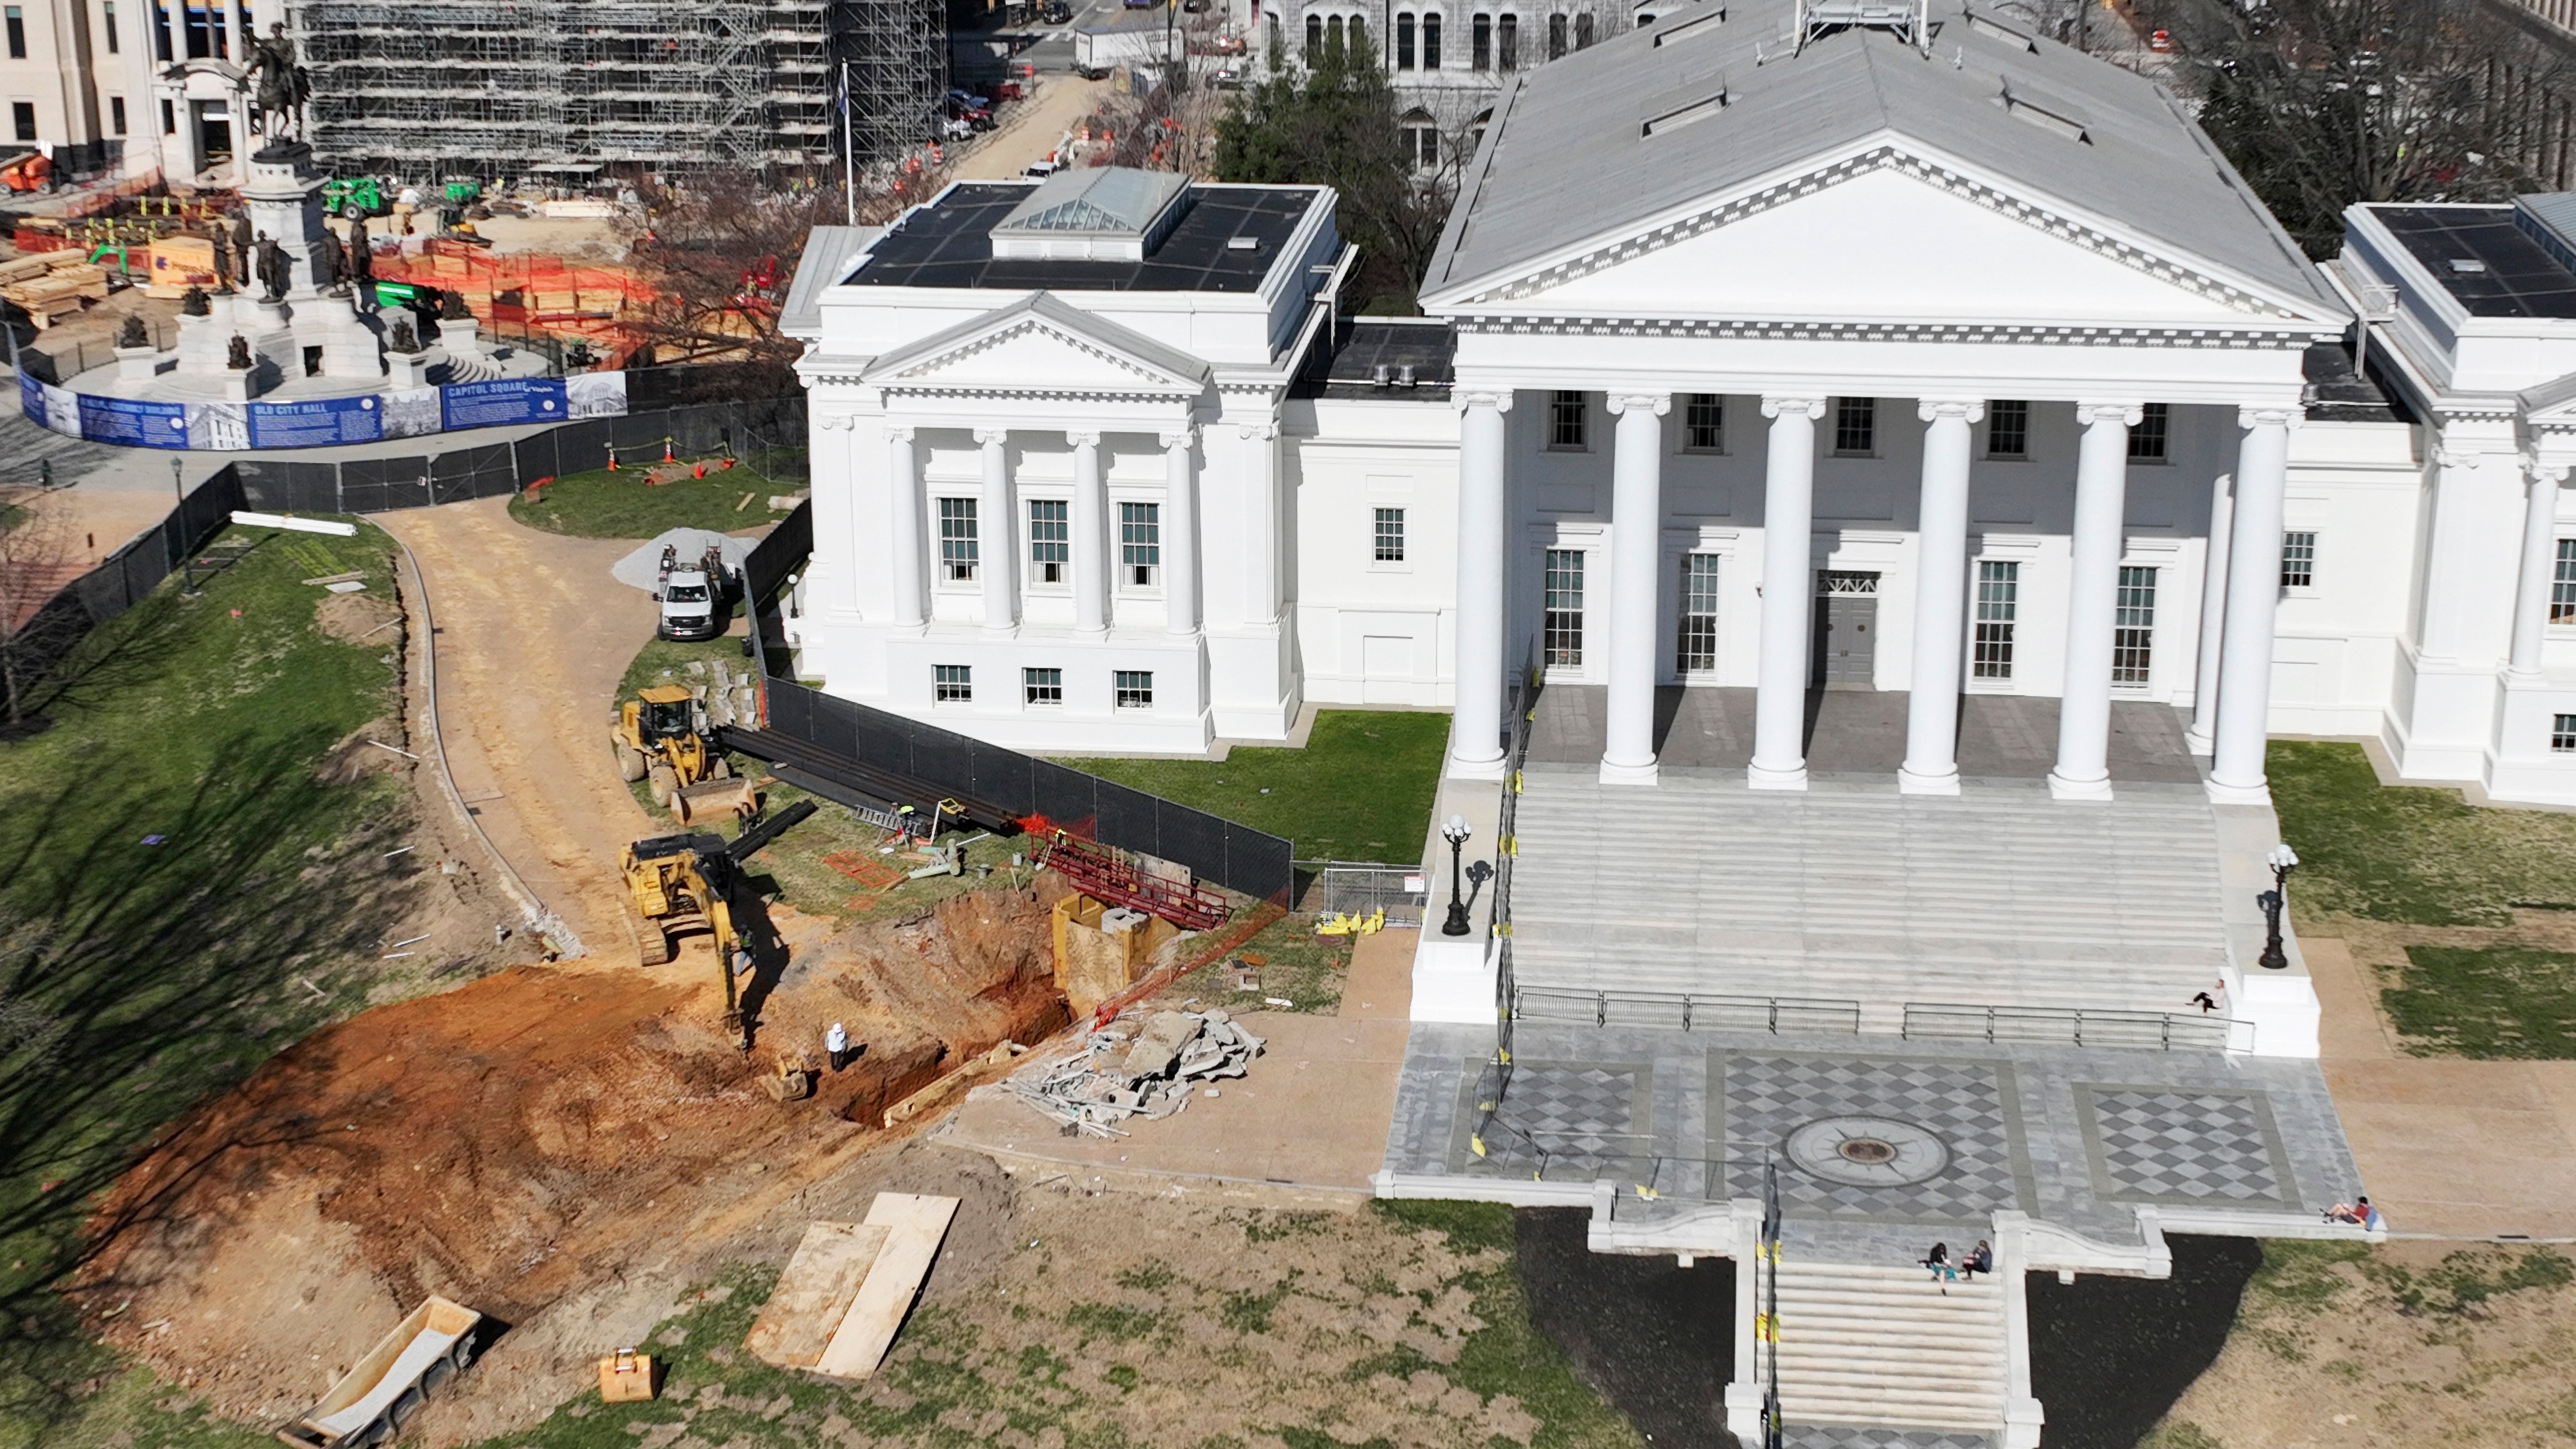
left=825, top=1021, right=849, bottom=1072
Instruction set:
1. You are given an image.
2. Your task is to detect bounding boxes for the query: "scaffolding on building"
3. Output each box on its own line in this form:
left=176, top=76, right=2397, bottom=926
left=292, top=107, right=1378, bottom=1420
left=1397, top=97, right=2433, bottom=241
left=297, top=0, right=946, bottom=181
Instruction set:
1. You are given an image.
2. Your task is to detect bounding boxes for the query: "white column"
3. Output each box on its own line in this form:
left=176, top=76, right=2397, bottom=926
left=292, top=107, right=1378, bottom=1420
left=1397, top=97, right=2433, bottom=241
left=1900, top=399, right=1982, bottom=795
left=2185, top=472, right=2234, bottom=754
left=1242, top=422, right=1282, bottom=627
left=1068, top=429, right=1107, bottom=637
left=2209, top=407, right=2294, bottom=804
left=2049, top=402, right=2139, bottom=802
left=887, top=425, right=925, bottom=628
left=976, top=427, right=1018, bottom=634
left=1450, top=390, right=1511, bottom=779
left=1162, top=426, right=1201, bottom=635
left=1750, top=396, right=1824, bottom=790
left=1602, top=393, right=1670, bottom=785
left=2509, top=460, right=2564, bottom=680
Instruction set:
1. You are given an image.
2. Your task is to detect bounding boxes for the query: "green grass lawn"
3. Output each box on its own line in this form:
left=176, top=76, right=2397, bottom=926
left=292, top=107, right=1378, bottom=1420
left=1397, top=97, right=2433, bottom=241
left=2381, top=944, right=2576, bottom=1059
left=0, top=520, right=417, bottom=1449
left=1054, top=709, right=1449, bottom=864
left=2267, top=740, right=2576, bottom=927
left=509, top=458, right=796, bottom=540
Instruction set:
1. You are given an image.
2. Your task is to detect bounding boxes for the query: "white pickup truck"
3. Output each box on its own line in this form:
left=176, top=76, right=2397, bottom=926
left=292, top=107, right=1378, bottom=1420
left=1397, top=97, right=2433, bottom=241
left=656, top=541, right=733, bottom=642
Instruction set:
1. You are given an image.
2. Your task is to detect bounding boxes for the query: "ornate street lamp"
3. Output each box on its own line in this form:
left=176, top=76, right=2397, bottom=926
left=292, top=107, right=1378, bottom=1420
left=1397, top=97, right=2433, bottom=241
left=1440, top=814, right=1474, bottom=937
left=2257, top=843, right=2299, bottom=969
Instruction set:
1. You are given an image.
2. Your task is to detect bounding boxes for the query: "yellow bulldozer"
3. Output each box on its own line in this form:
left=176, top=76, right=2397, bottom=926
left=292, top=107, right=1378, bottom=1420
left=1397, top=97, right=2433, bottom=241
left=620, top=799, right=815, bottom=1047
left=614, top=684, right=756, bottom=824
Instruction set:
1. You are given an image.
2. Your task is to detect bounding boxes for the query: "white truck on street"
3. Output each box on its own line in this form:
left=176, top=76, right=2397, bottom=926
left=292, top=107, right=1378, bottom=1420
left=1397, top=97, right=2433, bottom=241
left=1073, top=15, right=1178, bottom=77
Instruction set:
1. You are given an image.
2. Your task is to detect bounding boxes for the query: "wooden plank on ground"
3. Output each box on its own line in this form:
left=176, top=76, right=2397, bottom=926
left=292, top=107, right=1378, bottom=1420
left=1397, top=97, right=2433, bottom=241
left=809, top=1193, right=960, bottom=1380
left=744, top=1222, right=889, bottom=1370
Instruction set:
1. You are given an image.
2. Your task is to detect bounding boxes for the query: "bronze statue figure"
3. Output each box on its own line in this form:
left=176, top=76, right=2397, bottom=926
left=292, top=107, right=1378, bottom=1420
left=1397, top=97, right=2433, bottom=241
left=118, top=313, right=148, bottom=349
left=226, top=334, right=253, bottom=370
left=255, top=232, right=287, bottom=301
left=315, top=228, right=342, bottom=291
left=347, top=216, right=374, bottom=281
left=246, top=23, right=311, bottom=144
left=180, top=284, right=210, bottom=317
left=388, top=317, right=420, bottom=353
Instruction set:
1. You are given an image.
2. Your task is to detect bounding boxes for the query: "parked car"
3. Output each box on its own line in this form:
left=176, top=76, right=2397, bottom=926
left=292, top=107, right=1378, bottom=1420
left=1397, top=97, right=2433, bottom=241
left=1206, top=64, right=1244, bottom=88
left=1041, top=0, right=1072, bottom=21
left=946, top=87, right=991, bottom=110
left=1123, top=0, right=1156, bottom=9
left=940, top=116, right=976, bottom=141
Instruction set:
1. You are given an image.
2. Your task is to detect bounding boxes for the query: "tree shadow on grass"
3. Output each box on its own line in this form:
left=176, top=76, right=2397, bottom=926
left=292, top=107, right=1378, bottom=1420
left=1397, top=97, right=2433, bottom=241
left=0, top=731, right=415, bottom=1434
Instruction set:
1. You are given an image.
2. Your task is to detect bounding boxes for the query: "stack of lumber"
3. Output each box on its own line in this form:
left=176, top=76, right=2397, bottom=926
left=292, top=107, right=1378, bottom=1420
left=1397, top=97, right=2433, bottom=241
left=745, top=1193, right=960, bottom=1379
left=0, top=250, right=111, bottom=328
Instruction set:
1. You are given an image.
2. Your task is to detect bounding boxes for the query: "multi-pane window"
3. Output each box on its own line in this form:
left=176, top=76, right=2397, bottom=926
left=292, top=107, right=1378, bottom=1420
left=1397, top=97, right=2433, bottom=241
left=1833, top=397, right=1876, bottom=455
left=2556, top=714, right=2576, bottom=752
left=103, top=0, right=120, bottom=50
left=934, top=664, right=972, bottom=703
left=1471, top=11, right=1490, bottom=68
left=1373, top=507, right=1406, bottom=562
left=1497, top=12, right=1517, bottom=66
left=1114, top=671, right=1155, bottom=708
left=1119, top=501, right=1160, bottom=585
left=1973, top=560, right=2019, bottom=679
left=1684, top=394, right=1724, bottom=452
left=1396, top=10, right=1416, bottom=66
left=1986, top=400, right=2030, bottom=459
left=2128, top=402, right=2170, bottom=461
left=1422, top=12, right=1441, bottom=64
left=2555, top=539, right=2576, bottom=624
left=1547, top=12, right=1566, bottom=58
left=1543, top=548, right=1585, bottom=666
left=1402, top=119, right=1439, bottom=168
left=2113, top=566, right=2157, bottom=686
left=1548, top=389, right=1587, bottom=449
left=938, top=497, right=979, bottom=581
left=2280, top=530, right=2316, bottom=590
left=1676, top=553, right=1720, bottom=673
left=9, top=102, right=31, bottom=143
left=1029, top=499, right=1068, bottom=584
left=1025, top=667, right=1062, bottom=705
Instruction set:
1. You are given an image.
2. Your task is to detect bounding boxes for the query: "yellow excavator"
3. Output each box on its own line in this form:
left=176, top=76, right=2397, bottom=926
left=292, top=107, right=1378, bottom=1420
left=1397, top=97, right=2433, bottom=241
left=614, top=684, right=754, bottom=823
left=620, top=799, right=815, bottom=1047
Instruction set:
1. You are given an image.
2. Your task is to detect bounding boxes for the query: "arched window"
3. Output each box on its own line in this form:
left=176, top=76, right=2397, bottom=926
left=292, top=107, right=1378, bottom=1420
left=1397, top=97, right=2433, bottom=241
left=1348, top=13, right=1366, bottom=50
left=1422, top=11, right=1443, bottom=65
left=1306, top=12, right=1322, bottom=60
left=1547, top=12, right=1566, bottom=58
left=1400, top=108, right=1439, bottom=169
left=1497, top=11, right=1517, bottom=67
left=1397, top=11, right=1416, bottom=67
left=1574, top=11, right=1592, bottom=46
left=1471, top=11, right=1489, bottom=67
left=1469, top=106, right=1491, bottom=155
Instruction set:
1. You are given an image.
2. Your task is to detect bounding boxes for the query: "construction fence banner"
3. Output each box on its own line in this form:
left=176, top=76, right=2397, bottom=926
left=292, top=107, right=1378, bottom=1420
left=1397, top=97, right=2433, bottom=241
left=736, top=507, right=1295, bottom=907
left=10, top=366, right=637, bottom=452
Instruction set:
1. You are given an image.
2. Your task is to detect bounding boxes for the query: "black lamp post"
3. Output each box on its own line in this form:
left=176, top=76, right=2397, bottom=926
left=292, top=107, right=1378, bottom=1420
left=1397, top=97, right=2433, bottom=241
left=172, top=457, right=197, bottom=595
left=2257, top=842, right=2298, bottom=969
left=1440, top=813, right=1473, bottom=937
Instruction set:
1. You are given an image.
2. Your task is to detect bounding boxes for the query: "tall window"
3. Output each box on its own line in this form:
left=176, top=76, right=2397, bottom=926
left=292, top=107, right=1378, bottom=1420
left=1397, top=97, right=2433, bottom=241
left=2113, top=566, right=2157, bottom=685
left=1423, top=11, right=1441, bottom=64
left=10, top=102, right=32, bottom=143
left=102, top=0, right=119, bottom=50
left=1402, top=110, right=1439, bottom=167
left=1373, top=506, right=1406, bottom=562
left=1676, top=553, right=1720, bottom=673
left=2279, top=530, right=2316, bottom=590
left=1327, top=15, right=1344, bottom=50
left=1684, top=393, right=1724, bottom=452
left=1833, top=397, right=1876, bottom=456
left=1028, top=499, right=1068, bottom=584
left=1305, top=13, right=1322, bottom=60
left=1025, top=667, right=1063, bottom=705
left=1119, top=501, right=1160, bottom=585
left=1349, top=14, right=1366, bottom=47
left=1547, top=11, right=1566, bottom=57
left=152, top=0, right=168, bottom=58
left=1548, top=389, right=1586, bottom=449
left=1973, top=560, right=2019, bottom=679
left=1472, top=11, right=1490, bottom=67
left=4, top=8, right=23, bottom=59
left=1397, top=11, right=1415, bottom=66
left=1497, top=12, right=1517, bottom=66
left=2553, top=539, right=2576, bottom=624
left=108, top=95, right=125, bottom=134
left=1114, top=670, right=1155, bottom=708
left=938, top=497, right=979, bottom=581
left=1544, top=549, right=1585, bottom=665
left=2128, top=402, right=2170, bottom=461
left=934, top=664, right=972, bottom=703
left=1986, top=399, right=2029, bottom=459
left=159, top=97, right=174, bottom=134
left=2556, top=714, right=2576, bottom=752
left=1575, top=11, right=1592, bottom=45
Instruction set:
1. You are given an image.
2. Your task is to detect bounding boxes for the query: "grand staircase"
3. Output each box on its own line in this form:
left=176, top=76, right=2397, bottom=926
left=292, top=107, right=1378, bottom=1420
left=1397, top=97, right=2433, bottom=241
left=1771, top=1260, right=2007, bottom=1439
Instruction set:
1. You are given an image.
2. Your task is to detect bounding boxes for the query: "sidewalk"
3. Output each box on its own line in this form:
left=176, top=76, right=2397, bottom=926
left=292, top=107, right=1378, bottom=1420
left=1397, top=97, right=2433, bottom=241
left=930, top=925, right=1417, bottom=1208
left=2308, top=934, right=2576, bottom=1239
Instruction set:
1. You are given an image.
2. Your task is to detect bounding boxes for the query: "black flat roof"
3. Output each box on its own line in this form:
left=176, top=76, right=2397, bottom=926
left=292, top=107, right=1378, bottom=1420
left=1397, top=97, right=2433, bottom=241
left=2375, top=205, right=2576, bottom=319
left=2301, top=340, right=2409, bottom=424
left=1293, top=317, right=1456, bottom=400
left=845, top=181, right=1320, bottom=293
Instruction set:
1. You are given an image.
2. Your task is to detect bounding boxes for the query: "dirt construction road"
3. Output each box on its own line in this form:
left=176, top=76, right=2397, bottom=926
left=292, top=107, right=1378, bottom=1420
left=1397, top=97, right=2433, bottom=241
left=375, top=498, right=660, bottom=961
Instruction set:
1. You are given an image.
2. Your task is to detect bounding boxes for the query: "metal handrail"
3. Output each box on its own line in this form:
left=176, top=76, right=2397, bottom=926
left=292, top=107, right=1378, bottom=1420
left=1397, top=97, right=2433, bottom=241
left=1513, top=986, right=1863, bottom=1036
left=1900, top=1002, right=2248, bottom=1052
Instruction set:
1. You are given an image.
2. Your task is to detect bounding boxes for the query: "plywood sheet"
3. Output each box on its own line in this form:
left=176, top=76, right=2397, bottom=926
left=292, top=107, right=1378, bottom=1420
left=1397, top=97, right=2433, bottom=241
left=744, top=1222, right=889, bottom=1370
left=810, top=1193, right=960, bottom=1379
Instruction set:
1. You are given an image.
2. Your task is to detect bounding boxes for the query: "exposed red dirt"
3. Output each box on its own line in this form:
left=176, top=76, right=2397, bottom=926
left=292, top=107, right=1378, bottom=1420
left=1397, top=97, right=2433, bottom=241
left=74, top=878, right=1072, bottom=1427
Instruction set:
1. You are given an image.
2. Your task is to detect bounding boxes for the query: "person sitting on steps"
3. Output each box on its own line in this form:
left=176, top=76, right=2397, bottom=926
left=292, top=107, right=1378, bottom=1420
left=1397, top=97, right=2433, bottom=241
left=1922, top=1242, right=1953, bottom=1294
left=1959, top=1240, right=1993, bottom=1281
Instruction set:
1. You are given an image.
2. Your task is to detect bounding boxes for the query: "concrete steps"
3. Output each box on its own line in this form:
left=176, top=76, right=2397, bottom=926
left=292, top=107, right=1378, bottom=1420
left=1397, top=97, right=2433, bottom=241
left=1770, top=1261, right=2006, bottom=1434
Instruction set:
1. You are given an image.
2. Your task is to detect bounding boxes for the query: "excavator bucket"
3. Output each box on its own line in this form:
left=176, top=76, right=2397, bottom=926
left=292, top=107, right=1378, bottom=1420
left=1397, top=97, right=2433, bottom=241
left=671, top=778, right=759, bottom=827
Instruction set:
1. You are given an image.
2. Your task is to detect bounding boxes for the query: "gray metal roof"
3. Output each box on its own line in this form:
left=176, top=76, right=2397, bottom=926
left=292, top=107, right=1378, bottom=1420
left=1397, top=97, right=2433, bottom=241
left=779, top=225, right=881, bottom=339
left=1425, top=0, right=2339, bottom=315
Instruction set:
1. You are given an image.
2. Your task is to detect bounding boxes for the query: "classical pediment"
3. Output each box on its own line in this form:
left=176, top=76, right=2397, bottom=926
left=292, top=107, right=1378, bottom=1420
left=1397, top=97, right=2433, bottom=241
left=861, top=291, right=1212, bottom=397
left=1427, top=143, right=2348, bottom=335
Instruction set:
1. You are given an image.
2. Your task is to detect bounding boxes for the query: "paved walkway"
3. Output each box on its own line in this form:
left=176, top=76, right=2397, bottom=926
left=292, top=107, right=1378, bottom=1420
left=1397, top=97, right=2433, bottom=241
left=932, top=926, right=1416, bottom=1206
left=2308, top=934, right=2576, bottom=1239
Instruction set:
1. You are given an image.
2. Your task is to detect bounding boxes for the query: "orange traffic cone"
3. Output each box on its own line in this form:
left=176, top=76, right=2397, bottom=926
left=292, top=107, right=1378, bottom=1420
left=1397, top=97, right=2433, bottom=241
left=605, top=445, right=618, bottom=470
left=692, top=461, right=706, bottom=479
left=662, top=437, right=676, bottom=463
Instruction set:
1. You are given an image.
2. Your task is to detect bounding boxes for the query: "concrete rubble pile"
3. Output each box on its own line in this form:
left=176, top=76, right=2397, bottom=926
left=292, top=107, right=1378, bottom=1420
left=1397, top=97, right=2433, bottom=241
left=1008, top=1008, right=1263, bottom=1138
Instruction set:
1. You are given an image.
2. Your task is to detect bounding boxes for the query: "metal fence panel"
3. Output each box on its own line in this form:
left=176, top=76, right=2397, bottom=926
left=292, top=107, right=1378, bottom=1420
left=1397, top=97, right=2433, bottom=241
left=1307, top=864, right=1429, bottom=925
left=1031, top=761, right=1101, bottom=830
